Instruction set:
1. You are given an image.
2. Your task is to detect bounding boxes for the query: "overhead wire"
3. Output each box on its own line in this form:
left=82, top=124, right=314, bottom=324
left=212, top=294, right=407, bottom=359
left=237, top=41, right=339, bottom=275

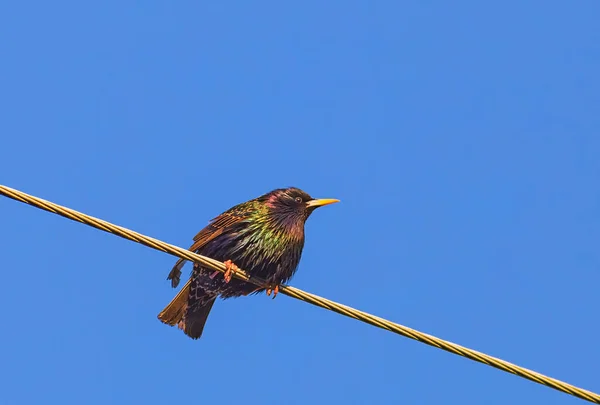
left=1, top=183, right=598, bottom=404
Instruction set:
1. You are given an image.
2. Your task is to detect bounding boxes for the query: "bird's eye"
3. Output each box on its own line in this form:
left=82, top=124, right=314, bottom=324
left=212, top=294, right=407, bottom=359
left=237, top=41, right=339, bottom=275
left=295, top=196, right=303, bottom=203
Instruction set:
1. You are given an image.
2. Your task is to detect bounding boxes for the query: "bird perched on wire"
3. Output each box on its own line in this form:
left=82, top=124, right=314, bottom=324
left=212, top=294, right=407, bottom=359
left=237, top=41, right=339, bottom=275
left=157, top=187, right=339, bottom=339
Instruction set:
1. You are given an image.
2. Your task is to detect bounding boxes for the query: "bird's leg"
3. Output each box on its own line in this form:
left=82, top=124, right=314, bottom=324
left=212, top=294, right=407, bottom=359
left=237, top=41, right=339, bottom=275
left=266, top=284, right=280, bottom=299
left=209, top=260, right=239, bottom=282
left=222, top=259, right=239, bottom=283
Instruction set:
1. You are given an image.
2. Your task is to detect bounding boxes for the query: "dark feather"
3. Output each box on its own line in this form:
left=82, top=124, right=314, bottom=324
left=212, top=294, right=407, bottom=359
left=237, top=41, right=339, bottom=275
left=167, top=204, right=254, bottom=288
left=159, top=202, right=256, bottom=338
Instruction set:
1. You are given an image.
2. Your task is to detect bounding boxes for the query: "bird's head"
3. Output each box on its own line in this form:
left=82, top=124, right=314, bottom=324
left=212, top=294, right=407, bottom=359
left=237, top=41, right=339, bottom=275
left=261, top=187, right=339, bottom=226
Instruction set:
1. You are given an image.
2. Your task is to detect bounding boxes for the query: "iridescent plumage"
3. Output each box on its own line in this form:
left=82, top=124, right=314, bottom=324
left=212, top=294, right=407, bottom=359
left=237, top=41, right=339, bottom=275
left=157, top=187, right=338, bottom=339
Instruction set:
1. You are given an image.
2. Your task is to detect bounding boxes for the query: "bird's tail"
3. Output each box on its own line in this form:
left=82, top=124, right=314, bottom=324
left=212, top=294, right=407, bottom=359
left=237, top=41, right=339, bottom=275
left=157, top=278, right=217, bottom=339
left=157, top=279, right=191, bottom=326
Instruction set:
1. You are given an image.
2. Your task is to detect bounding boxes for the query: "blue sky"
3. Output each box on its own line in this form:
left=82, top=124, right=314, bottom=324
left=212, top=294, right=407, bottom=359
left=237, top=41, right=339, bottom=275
left=1, top=1, right=599, bottom=404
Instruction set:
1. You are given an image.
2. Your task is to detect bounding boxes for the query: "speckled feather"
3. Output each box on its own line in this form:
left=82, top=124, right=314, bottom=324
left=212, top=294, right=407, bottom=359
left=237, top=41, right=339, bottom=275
left=158, top=187, right=323, bottom=339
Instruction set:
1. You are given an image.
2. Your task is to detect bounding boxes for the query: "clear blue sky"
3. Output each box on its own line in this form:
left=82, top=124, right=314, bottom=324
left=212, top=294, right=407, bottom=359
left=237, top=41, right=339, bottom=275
left=1, top=1, right=598, bottom=404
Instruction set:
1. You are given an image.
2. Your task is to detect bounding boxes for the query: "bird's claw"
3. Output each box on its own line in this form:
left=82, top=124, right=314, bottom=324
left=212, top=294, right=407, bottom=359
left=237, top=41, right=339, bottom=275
left=223, top=260, right=239, bottom=283
left=266, top=284, right=280, bottom=299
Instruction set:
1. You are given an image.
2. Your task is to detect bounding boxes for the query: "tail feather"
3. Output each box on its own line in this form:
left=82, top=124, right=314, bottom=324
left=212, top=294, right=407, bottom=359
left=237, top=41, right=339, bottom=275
left=167, top=259, right=186, bottom=288
left=182, top=297, right=216, bottom=339
left=158, top=279, right=191, bottom=326
left=157, top=278, right=217, bottom=339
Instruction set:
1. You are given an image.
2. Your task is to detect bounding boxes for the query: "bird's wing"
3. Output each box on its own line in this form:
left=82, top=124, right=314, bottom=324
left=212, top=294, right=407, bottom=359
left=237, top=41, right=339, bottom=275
left=167, top=202, right=255, bottom=287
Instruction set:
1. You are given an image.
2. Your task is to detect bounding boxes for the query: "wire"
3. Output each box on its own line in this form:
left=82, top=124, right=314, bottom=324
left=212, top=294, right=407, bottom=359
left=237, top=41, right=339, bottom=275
left=1, top=183, right=598, bottom=403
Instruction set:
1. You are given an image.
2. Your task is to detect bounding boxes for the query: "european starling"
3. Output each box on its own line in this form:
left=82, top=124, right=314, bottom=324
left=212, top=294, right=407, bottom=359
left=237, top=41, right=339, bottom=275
left=157, top=187, right=339, bottom=339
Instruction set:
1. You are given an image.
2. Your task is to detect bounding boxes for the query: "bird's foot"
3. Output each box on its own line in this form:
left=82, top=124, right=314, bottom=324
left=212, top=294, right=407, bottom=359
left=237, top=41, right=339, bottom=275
left=223, top=259, right=239, bottom=283
left=266, top=284, right=280, bottom=299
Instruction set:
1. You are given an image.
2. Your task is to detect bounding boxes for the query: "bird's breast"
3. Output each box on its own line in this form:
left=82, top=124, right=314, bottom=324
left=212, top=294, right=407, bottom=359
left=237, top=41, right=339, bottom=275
left=198, top=225, right=305, bottom=284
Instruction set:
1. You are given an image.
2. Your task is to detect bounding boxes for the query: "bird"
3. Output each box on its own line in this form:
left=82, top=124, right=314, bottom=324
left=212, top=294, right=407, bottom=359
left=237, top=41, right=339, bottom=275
left=157, top=187, right=339, bottom=339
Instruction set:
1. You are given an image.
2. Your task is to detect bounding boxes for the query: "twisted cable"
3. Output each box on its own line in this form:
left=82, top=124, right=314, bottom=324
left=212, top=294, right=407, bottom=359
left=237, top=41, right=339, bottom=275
left=1, top=184, right=598, bottom=403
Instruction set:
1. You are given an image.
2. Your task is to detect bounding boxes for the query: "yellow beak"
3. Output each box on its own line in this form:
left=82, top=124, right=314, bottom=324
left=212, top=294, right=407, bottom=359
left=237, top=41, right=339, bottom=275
left=305, top=198, right=340, bottom=208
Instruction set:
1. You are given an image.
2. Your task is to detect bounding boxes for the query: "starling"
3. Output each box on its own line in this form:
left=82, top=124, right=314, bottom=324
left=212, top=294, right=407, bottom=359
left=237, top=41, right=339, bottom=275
left=157, top=187, right=339, bottom=339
